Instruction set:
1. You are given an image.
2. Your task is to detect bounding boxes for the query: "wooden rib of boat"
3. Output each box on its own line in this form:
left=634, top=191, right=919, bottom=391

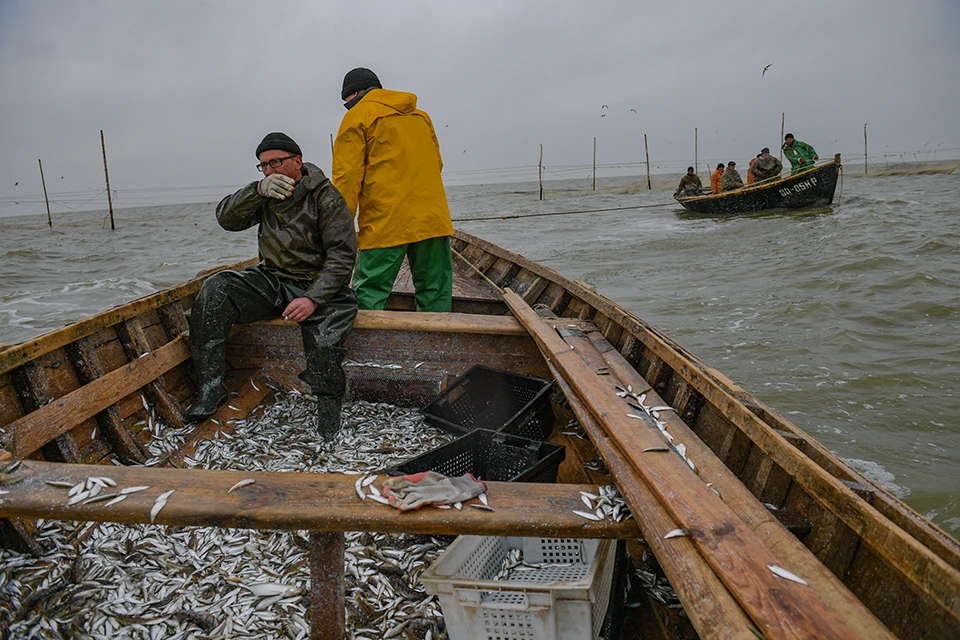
left=676, top=154, right=842, bottom=215
left=1, top=228, right=958, bottom=639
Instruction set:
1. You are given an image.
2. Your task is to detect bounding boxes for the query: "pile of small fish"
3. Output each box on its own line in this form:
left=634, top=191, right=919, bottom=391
left=571, top=485, right=632, bottom=523
left=0, top=393, right=458, bottom=639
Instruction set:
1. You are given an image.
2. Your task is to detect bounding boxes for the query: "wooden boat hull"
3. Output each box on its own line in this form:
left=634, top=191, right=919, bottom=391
left=1, top=229, right=958, bottom=639
left=676, top=156, right=841, bottom=215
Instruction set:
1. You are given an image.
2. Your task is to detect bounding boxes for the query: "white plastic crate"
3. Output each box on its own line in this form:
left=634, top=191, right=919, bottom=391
left=421, top=536, right=617, bottom=640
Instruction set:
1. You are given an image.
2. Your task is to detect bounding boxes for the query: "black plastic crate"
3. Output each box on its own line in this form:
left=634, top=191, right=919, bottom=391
left=423, top=365, right=555, bottom=440
left=387, top=429, right=566, bottom=483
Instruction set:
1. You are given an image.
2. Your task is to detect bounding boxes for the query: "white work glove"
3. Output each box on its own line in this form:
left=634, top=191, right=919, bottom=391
left=381, top=471, right=488, bottom=512
left=257, top=174, right=295, bottom=200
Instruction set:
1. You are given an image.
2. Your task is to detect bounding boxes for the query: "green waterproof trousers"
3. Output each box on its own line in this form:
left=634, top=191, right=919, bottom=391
left=353, top=236, right=453, bottom=312
left=188, top=266, right=358, bottom=434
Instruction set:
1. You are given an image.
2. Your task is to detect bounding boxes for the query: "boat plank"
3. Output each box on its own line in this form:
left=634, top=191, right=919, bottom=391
left=547, top=360, right=757, bottom=640
left=0, top=461, right=640, bottom=539
left=4, top=337, right=190, bottom=459
left=116, top=318, right=187, bottom=429
left=157, top=300, right=190, bottom=337
left=505, top=289, right=863, bottom=640
left=65, top=335, right=147, bottom=463
left=846, top=543, right=960, bottom=639
left=310, top=531, right=345, bottom=640
left=0, top=374, right=25, bottom=426
left=11, top=358, right=85, bottom=464
left=580, top=330, right=895, bottom=639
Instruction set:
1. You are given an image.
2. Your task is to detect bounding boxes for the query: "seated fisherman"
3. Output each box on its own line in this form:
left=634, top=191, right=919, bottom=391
left=187, top=132, right=358, bottom=442
left=720, top=161, right=744, bottom=191
left=710, top=163, right=725, bottom=194
left=751, top=147, right=783, bottom=182
left=674, top=166, right=703, bottom=197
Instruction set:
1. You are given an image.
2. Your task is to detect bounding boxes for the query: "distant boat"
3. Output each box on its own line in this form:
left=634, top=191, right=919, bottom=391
left=676, top=154, right=841, bottom=215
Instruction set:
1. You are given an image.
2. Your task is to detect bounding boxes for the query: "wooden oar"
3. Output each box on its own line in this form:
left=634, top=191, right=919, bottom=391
left=503, top=288, right=862, bottom=640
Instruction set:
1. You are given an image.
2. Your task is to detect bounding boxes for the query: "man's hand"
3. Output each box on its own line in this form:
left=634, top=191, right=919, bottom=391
left=282, top=297, right=318, bottom=323
left=258, top=174, right=296, bottom=200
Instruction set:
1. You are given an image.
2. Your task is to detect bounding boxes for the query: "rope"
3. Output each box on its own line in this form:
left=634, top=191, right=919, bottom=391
left=453, top=201, right=675, bottom=223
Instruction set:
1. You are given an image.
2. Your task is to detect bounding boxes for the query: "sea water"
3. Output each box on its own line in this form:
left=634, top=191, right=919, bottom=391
left=1, top=171, right=958, bottom=535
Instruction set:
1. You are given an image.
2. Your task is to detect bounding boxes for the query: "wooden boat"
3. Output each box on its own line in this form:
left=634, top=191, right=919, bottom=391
left=1, top=229, right=958, bottom=640
left=675, top=154, right=842, bottom=215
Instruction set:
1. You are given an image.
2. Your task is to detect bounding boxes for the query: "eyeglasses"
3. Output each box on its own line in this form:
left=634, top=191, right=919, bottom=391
left=256, top=155, right=297, bottom=172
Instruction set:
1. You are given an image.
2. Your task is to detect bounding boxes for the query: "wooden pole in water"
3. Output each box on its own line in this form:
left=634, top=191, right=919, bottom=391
left=592, top=137, right=596, bottom=191
left=644, top=134, right=651, bottom=190
left=780, top=113, right=785, bottom=165
left=695, top=127, right=698, bottom=177
left=100, top=130, right=115, bottom=230
left=539, top=144, right=543, bottom=200
left=864, top=123, right=868, bottom=175
left=38, top=159, right=52, bottom=228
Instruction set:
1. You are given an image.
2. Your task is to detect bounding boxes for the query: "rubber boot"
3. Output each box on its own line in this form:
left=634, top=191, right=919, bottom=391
left=186, top=279, right=233, bottom=422
left=315, top=396, right=343, bottom=442
left=300, top=346, right=347, bottom=441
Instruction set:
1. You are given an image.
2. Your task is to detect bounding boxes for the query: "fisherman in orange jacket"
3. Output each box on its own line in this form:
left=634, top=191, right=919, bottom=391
left=333, top=68, right=454, bottom=312
left=710, top=163, right=725, bottom=194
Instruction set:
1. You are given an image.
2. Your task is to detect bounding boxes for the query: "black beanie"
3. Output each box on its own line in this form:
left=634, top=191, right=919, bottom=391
left=255, top=132, right=302, bottom=158
left=341, top=67, right=382, bottom=101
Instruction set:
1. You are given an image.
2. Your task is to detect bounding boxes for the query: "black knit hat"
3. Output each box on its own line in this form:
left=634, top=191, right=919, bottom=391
left=341, top=67, right=382, bottom=101
left=256, top=132, right=302, bottom=158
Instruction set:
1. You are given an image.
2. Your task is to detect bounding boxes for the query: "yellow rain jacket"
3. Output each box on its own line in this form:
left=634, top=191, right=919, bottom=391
left=333, top=89, right=454, bottom=250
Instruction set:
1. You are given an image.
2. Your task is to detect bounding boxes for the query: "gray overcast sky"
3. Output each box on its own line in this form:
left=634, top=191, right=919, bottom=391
left=1, top=0, right=958, bottom=217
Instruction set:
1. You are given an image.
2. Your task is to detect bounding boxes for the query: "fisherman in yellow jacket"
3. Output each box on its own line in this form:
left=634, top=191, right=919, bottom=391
left=333, top=67, right=454, bottom=312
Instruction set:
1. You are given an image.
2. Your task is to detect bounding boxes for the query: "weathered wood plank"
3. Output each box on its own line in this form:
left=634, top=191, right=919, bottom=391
left=4, top=337, right=190, bottom=459
left=65, top=335, right=147, bottom=463
left=579, top=330, right=895, bottom=639
left=0, top=461, right=640, bottom=539
left=547, top=352, right=756, bottom=639
left=116, top=318, right=187, bottom=429
left=310, top=531, right=344, bottom=640
left=504, top=288, right=862, bottom=640
left=11, top=359, right=84, bottom=463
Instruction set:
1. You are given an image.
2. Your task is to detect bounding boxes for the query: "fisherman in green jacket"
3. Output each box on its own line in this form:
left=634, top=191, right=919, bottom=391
left=782, top=133, right=818, bottom=175
left=188, top=132, right=358, bottom=441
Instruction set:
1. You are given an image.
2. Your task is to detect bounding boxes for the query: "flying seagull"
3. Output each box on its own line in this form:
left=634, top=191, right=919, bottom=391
left=601, top=114, right=606, bottom=117
left=762, top=63, right=773, bottom=76
left=14, top=182, right=18, bottom=186
left=601, top=105, right=609, bottom=109
left=630, top=109, right=637, bottom=113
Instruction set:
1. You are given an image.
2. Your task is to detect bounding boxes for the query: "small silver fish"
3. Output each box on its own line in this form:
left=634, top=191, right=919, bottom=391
left=664, top=529, right=687, bottom=539
left=104, top=495, right=127, bottom=507
left=572, top=510, right=602, bottom=521
left=227, top=479, right=256, bottom=494
left=120, top=486, right=150, bottom=495
left=768, top=565, right=808, bottom=585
